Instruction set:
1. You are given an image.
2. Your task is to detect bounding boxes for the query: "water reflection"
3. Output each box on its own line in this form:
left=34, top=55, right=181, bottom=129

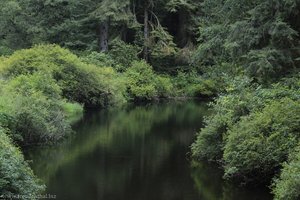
left=25, top=101, right=272, bottom=200
left=190, top=161, right=273, bottom=200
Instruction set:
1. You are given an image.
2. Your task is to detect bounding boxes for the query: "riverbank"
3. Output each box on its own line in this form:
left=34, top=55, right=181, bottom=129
left=0, top=45, right=218, bottom=196
left=191, top=75, right=300, bottom=199
left=25, top=102, right=273, bottom=200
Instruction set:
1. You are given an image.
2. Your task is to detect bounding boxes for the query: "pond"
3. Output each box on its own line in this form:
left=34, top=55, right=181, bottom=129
left=25, top=101, right=273, bottom=200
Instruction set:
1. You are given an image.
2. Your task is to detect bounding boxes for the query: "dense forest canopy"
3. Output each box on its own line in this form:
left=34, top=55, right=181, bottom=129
left=1, top=0, right=300, bottom=77
left=0, top=0, right=300, bottom=200
left=0, top=0, right=202, bottom=71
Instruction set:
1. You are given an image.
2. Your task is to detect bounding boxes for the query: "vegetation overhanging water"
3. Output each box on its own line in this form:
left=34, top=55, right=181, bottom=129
left=0, top=0, right=300, bottom=199
left=25, top=101, right=272, bottom=200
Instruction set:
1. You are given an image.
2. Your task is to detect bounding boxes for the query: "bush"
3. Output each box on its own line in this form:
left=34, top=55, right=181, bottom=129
left=223, top=98, right=300, bottom=181
left=124, top=60, right=176, bottom=100
left=155, top=75, right=174, bottom=98
left=4, top=72, right=62, bottom=99
left=0, top=128, right=45, bottom=195
left=191, top=94, right=251, bottom=161
left=191, top=113, right=228, bottom=161
left=0, top=44, right=125, bottom=107
left=191, top=79, right=255, bottom=161
left=172, top=71, right=200, bottom=97
left=273, top=146, right=300, bottom=200
left=0, top=44, right=75, bottom=76
left=61, top=101, right=84, bottom=118
left=0, top=73, right=71, bottom=145
left=192, top=75, right=300, bottom=163
left=92, top=67, right=127, bottom=106
left=172, top=70, right=218, bottom=97
left=53, top=63, right=110, bottom=107
left=125, top=61, right=158, bottom=100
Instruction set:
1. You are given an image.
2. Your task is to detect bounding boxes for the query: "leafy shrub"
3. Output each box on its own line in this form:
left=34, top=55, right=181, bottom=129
left=172, top=71, right=200, bottom=97
left=155, top=75, right=174, bottom=98
left=0, top=44, right=125, bottom=107
left=0, top=112, right=19, bottom=142
left=124, top=60, right=175, bottom=100
left=0, top=128, right=45, bottom=195
left=191, top=113, right=228, bottom=161
left=53, top=63, right=109, bottom=107
left=125, top=61, right=158, bottom=100
left=195, top=79, right=218, bottom=97
left=5, top=72, right=62, bottom=99
left=61, top=101, right=84, bottom=118
left=92, top=67, right=127, bottom=106
left=223, top=98, right=300, bottom=181
left=172, top=70, right=218, bottom=97
left=192, top=76, right=256, bottom=160
left=273, top=146, right=300, bottom=200
left=0, top=73, right=71, bottom=145
left=191, top=87, right=253, bottom=161
left=0, top=44, right=75, bottom=76
left=192, top=75, right=300, bottom=163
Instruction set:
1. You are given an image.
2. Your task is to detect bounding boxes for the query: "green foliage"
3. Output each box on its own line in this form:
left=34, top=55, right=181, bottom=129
left=149, top=25, right=178, bottom=58
left=92, top=67, right=127, bottom=106
left=89, top=0, right=134, bottom=24
left=191, top=77, right=253, bottom=161
left=192, top=74, right=300, bottom=191
left=125, top=61, right=159, bottom=100
left=193, top=0, right=300, bottom=83
left=245, top=48, right=295, bottom=83
left=166, top=0, right=196, bottom=12
left=61, top=102, right=84, bottom=119
left=1, top=0, right=300, bottom=197
left=53, top=63, right=109, bottom=107
left=108, top=39, right=139, bottom=71
left=0, top=73, right=71, bottom=145
left=80, top=51, right=115, bottom=67
left=224, top=98, right=300, bottom=180
left=0, top=128, right=45, bottom=195
left=80, top=39, right=139, bottom=72
left=0, top=0, right=138, bottom=52
left=273, top=146, right=300, bottom=200
left=173, top=71, right=198, bottom=96
left=1, top=0, right=201, bottom=72
left=173, top=71, right=218, bottom=97
left=0, top=44, right=79, bottom=77
left=125, top=60, right=181, bottom=100
left=193, top=24, right=229, bottom=66
left=191, top=113, right=227, bottom=161
left=155, top=75, right=174, bottom=98
left=0, top=0, right=31, bottom=54
left=0, top=44, right=126, bottom=107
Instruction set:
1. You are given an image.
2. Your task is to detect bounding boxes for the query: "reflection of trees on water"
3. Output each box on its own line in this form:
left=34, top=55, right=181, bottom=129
left=190, top=161, right=273, bottom=200
left=25, top=101, right=208, bottom=199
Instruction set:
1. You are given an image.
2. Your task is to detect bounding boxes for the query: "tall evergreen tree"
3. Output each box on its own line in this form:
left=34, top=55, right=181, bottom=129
left=193, top=0, right=300, bottom=82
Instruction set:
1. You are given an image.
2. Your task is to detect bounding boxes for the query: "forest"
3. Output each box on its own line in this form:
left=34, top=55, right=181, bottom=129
left=0, top=0, right=299, bottom=199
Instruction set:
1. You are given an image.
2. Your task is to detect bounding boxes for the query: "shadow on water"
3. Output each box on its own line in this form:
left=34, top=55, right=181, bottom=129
left=25, top=101, right=273, bottom=200
left=190, top=161, right=273, bottom=200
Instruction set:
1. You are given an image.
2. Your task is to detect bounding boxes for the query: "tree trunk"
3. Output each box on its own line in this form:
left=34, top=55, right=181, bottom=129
left=143, top=6, right=149, bottom=61
left=99, top=20, right=109, bottom=52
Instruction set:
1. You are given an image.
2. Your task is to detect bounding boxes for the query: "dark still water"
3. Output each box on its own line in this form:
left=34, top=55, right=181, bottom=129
left=26, top=101, right=273, bottom=200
